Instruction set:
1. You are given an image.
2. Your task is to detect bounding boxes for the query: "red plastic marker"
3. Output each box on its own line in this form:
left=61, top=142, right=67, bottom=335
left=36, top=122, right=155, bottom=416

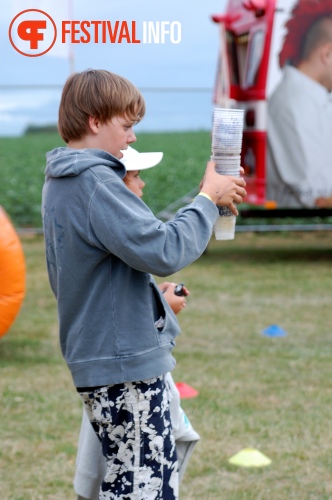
left=175, top=382, right=199, bottom=399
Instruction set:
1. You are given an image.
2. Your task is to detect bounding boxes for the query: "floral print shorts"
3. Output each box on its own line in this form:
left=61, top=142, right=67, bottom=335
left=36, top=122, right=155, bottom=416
left=78, top=375, right=179, bottom=499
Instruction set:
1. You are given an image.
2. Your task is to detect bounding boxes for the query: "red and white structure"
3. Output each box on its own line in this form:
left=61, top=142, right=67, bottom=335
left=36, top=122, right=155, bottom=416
left=211, top=0, right=298, bottom=207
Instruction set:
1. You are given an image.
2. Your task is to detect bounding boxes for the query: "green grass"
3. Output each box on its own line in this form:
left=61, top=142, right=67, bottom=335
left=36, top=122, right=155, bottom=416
left=1, top=232, right=332, bottom=499
left=0, top=131, right=211, bottom=227
left=0, top=133, right=63, bottom=227
left=2, top=130, right=331, bottom=229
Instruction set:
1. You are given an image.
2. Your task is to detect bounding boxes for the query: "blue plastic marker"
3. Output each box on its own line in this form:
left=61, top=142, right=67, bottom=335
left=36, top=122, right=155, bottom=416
left=261, top=324, right=287, bottom=337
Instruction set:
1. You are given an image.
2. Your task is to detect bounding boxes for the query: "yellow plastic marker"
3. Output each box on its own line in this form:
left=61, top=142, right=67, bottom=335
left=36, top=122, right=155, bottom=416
left=228, top=448, right=272, bottom=467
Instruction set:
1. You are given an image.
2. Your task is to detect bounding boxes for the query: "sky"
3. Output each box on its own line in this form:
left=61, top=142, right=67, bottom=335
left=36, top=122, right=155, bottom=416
left=1, top=0, right=228, bottom=135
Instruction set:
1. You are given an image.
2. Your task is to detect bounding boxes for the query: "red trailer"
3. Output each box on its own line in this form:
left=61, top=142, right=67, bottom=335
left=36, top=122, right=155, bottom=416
left=212, top=0, right=332, bottom=222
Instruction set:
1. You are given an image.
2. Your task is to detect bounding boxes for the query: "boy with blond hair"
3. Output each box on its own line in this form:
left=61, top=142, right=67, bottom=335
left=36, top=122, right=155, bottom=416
left=42, top=69, right=246, bottom=499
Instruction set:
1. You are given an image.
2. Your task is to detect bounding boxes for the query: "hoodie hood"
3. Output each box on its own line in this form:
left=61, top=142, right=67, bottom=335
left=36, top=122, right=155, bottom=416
left=45, top=147, right=126, bottom=179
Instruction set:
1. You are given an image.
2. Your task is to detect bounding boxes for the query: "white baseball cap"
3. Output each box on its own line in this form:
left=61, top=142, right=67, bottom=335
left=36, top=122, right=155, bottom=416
left=120, top=146, right=163, bottom=171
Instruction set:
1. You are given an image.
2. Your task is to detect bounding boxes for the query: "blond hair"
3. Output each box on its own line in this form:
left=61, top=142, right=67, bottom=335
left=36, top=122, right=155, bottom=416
left=58, top=69, right=145, bottom=143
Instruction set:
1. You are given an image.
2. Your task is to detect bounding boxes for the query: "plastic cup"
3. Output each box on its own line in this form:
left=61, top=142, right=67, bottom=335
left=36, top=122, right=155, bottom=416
left=213, top=160, right=241, bottom=171
left=211, top=155, right=241, bottom=164
left=216, top=169, right=241, bottom=177
left=212, top=141, right=242, bottom=154
left=212, top=108, right=244, bottom=153
left=212, top=154, right=241, bottom=177
left=211, top=151, right=240, bottom=158
left=213, top=108, right=244, bottom=118
left=211, top=108, right=244, bottom=241
left=212, top=142, right=243, bottom=154
left=213, top=108, right=245, bottom=129
left=214, top=212, right=236, bottom=240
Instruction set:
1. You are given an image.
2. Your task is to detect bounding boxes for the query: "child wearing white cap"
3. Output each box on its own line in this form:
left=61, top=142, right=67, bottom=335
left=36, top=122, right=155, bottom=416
left=74, top=147, right=200, bottom=500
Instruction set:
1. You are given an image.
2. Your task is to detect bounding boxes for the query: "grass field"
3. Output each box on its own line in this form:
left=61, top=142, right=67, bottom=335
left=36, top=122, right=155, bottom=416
left=2, top=130, right=331, bottom=230
left=0, top=131, right=211, bottom=227
left=1, top=231, right=332, bottom=499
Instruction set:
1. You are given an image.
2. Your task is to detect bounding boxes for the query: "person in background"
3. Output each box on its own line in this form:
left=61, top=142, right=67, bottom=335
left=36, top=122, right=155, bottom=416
left=74, top=147, right=200, bottom=500
left=267, top=0, right=332, bottom=208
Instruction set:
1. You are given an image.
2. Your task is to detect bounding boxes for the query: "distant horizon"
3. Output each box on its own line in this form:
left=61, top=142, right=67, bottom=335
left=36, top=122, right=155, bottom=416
left=1, top=0, right=226, bottom=136
left=0, top=87, right=215, bottom=137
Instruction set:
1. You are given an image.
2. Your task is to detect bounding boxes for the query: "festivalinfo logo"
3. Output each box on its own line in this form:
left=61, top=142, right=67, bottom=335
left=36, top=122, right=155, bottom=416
left=9, top=9, right=182, bottom=57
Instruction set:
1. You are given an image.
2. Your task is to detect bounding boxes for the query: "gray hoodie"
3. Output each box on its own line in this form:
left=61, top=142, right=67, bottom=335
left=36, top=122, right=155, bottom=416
left=42, top=147, right=218, bottom=388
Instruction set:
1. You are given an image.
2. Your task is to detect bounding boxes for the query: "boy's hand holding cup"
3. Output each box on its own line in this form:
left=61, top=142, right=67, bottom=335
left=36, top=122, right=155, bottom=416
left=200, top=161, right=246, bottom=216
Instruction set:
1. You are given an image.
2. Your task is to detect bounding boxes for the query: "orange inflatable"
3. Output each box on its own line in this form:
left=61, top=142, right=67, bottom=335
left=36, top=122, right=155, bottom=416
left=0, top=207, right=26, bottom=337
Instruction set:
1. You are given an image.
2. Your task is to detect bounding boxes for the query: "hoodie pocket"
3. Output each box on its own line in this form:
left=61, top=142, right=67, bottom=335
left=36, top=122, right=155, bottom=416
left=150, top=282, right=166, bottom=332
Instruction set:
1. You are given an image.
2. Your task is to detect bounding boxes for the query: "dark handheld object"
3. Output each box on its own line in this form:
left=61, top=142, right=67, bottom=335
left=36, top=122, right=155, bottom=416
left=174, top=283, right=187, bottom=296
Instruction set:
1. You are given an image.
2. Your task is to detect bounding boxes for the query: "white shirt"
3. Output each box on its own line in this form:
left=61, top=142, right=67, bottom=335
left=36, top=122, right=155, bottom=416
left=267, top=66, right=332, bottom=208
